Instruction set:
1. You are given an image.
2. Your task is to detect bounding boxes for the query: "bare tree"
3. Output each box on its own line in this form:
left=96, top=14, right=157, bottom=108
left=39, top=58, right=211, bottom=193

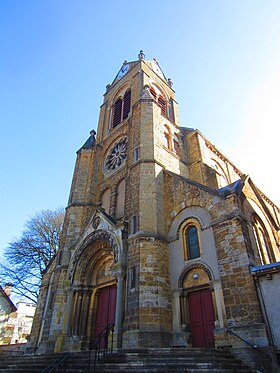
left=0, top=208, right=64, bottom=303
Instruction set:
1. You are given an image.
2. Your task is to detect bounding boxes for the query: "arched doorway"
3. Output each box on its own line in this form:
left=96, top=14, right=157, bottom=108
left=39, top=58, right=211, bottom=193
left=180, top=266, right=216, bottom=348
left=69, top=238, right=117, bottom=348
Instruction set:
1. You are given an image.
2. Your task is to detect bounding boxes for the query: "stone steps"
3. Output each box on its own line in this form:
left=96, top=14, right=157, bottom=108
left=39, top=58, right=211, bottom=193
left=0, top=348, right=255, bottom=372
left=78, top=348, right=254, bottom=373
left=0, top=353, right=65, bottom=372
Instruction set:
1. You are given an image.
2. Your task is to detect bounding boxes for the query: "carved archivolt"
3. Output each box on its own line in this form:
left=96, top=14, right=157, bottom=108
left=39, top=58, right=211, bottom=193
left=176, top=216, right=207, bottom=239
left=178, top=262, right=213, bottom=288
left=69, top=229, right=119, bottom=281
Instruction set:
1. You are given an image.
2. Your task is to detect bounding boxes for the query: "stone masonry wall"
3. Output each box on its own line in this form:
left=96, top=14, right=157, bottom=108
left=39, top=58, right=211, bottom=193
left=213, top=214, right=263, bottom=325
left=185, top=131, right=242, bottom=189
left=124, top=237, right=172, bottom=348
left=163, top=171, right=264, bottom=329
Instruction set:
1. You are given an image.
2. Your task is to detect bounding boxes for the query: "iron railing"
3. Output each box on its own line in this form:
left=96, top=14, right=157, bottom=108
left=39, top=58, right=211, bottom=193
left=41, top=352, right=70, bottom=373
left=0, top=345, right=24, bottom=356
left=89, top=322, right=115, bottom=373
left=40, top=323, right=114, bottom=373
left=226, top=329, right=271, bottom=361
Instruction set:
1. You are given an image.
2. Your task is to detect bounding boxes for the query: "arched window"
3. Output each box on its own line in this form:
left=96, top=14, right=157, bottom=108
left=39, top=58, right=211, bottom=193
left=115, top=179, right=126, bottom=219
left=164, top=125, right=172, bottom=149
left=163, top=126, right=179, bottom=154
left=101, top=189, right=111, bottom=214
left=112, top=89, right=131, bottom=128
left=186, top=225, right=200, bottom=260
left=210, top=159, right=229, bottom=188
left=252, top=215, right=275, bottom=265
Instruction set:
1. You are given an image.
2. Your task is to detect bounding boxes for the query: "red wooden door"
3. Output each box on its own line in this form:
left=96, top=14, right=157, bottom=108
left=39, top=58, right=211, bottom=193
left=94, top=285, right=117, bottom=343
left=188, top=289, right=215, bottom=348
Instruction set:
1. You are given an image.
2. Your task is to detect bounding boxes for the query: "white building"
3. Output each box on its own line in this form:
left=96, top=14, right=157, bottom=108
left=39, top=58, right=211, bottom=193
left=10, top=302, right=36, bottom=344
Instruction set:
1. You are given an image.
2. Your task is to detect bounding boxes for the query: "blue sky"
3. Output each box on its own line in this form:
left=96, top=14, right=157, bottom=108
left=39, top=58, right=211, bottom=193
left=1, top=0, right=280, bottom=257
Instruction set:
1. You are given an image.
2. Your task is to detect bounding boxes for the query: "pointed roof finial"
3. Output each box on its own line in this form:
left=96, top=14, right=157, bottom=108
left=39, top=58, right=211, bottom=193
left=81, top=130, right=96, bottom=149
left=138, top=50, right=145, bottom=60
left=168, top=78, right=173, bottom=88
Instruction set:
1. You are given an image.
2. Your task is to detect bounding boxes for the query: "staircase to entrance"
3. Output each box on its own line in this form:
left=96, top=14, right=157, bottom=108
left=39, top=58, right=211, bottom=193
left=0, top=348, right=255, bottom=372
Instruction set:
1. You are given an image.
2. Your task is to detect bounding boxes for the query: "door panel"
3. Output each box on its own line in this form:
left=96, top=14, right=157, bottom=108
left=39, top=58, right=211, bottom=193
left=188, top=291, right=205, bottom=347
left=201, top=289, right=215, bottom=347
left=188, top=288, right=215, bottom=348
left=94, top=285, right=116, bottom=342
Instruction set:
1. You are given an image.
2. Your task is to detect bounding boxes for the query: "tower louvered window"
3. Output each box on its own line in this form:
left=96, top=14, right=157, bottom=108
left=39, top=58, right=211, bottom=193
left=113, top=98, right=122, bottom=127
left=158, top=95, right=167, bottom=115
left=123, top=90, right=131, bottom=119
left=150, top=87, right=157, bottom=100
left=150, top=86, right=167, bottom=117
left=112, top=90, right=131, bottom=128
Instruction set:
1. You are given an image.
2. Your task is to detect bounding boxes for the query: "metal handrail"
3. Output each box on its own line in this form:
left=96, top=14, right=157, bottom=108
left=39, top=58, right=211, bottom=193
left=0, top=345, right=24, bottom=356
left=89, top=322, right=115, bottom=373
left=41, top=352, right=70, bottom=373
left=226, top=329, right=271, bottom=360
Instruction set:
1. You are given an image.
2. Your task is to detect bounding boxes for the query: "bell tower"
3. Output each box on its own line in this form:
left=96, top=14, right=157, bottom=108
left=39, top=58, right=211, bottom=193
left=66, top=51, right=188, bottom=348
left=85, top=51, right=189, bottom=347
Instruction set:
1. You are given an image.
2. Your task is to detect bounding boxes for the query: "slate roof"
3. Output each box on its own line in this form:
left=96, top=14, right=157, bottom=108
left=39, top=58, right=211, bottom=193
left=0, top=286, right=17, bottom=313
left=80, top=130, right=96, bottom=150
left=250, top=262, right=280, bottom=275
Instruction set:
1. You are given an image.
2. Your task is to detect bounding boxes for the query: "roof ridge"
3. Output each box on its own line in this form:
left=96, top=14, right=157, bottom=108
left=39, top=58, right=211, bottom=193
left=165, top=170, right=225, bottom=197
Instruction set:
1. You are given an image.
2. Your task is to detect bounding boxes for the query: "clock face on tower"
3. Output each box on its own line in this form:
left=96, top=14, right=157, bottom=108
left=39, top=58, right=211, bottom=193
left=117, top=64, right=129, bottom=79
left=151, top=60, right=164, bottom=79
left=104, top=137, right=128, bottom=173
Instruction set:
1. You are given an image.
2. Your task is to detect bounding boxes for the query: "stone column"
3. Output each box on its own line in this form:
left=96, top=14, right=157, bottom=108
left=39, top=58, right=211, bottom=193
left=37, top=272, right=54, bottom=351
left=63, top=289, right=75, bottom=335
left=172, top=289, right=182, bottom=332
left=73, top=291, right=84, bottom=335
left=80, top=290, right=92, bottom=338
left=172, top=289, right=187, bottom=347
left=69, top=291, right=78, bottom=336
left=54, top=288, right=74, bottom=352
left=212, top=280, right=228, bottom=349
left=113, top=266, right=125, bottom=348
left=212, top=280, right=226, bottom=328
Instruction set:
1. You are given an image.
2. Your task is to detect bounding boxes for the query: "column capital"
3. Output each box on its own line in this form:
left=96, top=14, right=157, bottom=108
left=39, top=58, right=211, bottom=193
left=111, top=263, right=126, bottom=279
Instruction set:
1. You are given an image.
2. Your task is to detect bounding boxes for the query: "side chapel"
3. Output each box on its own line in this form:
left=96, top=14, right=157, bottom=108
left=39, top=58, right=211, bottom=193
left=29, top=51, right=280, bottom=365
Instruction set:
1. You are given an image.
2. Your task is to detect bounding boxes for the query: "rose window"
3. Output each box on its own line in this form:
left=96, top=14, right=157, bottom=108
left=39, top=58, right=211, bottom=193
left=104, top=137, right=128, bottom=172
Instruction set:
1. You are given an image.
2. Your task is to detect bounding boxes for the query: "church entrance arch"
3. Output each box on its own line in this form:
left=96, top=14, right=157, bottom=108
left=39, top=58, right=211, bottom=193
left=69, top=236, right=117, bottom=348
left=179, top=265, right=215, bottom=348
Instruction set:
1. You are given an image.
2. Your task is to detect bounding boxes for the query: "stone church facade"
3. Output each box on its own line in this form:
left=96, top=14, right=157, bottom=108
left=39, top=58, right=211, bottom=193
left=29, top=52, right=280, bottom=366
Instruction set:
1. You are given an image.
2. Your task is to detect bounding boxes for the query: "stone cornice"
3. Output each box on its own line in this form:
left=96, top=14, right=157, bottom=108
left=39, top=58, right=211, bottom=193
left=210, top=210, right=247, bottom=227
left=66, top=202, right=98, bottom=209
left=127, top=231, right=167, bottom=243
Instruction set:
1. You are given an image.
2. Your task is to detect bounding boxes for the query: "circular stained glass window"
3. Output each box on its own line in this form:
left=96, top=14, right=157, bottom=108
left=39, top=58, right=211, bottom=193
left=104, top=137, right=128, bottom=172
